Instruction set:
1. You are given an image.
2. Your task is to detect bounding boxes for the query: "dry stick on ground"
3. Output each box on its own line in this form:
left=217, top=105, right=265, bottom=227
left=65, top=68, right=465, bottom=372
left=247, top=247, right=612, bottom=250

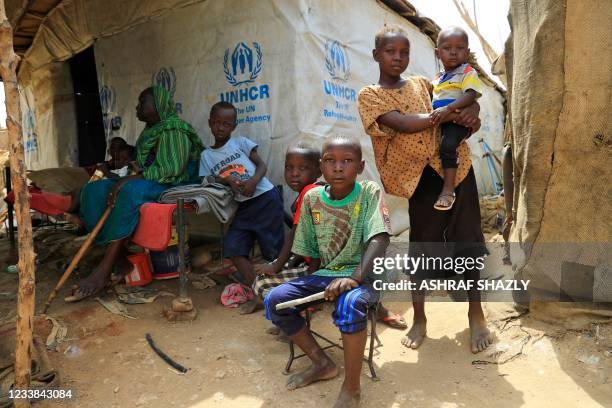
left=0, top=1, right=36, bottom=407
left=452, top=0, right=498, bottom=65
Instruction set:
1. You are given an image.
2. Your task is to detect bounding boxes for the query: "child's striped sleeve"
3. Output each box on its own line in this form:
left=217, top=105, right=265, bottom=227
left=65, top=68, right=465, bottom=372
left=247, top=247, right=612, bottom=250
left=461, top=66, right=482, bottom=97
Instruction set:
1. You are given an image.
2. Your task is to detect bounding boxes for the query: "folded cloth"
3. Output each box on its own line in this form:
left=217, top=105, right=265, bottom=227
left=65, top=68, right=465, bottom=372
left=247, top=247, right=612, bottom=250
left=220, top=283, right=254, bottom=308
left=158, top=178, right=238, bottom=223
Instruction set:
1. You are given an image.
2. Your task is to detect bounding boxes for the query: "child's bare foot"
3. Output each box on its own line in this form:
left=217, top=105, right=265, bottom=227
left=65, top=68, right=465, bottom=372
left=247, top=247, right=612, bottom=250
left=276, top=331, right=289, bottom=343
left=286, top=357, right=338, bottom=390
left=400, top=319, right=427, bottom=349
left=333, top=386, right=361, bottom=408
left=239, top=298, right=262, bottom=314
left=469, top=312, right=493, bottom=353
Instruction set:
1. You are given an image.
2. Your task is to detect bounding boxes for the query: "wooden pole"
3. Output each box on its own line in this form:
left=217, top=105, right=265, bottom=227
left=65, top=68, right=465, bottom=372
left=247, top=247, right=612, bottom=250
left=452, top=0, right=499, bottom=64
left=0, top=1, right=36, bottom=407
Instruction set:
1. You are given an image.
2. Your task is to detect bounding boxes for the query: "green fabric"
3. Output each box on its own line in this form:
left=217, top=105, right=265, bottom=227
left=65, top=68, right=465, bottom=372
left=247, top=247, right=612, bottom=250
left=135, top=86, right=204, bottom=185
left=292, top=180, right=392, bottom=277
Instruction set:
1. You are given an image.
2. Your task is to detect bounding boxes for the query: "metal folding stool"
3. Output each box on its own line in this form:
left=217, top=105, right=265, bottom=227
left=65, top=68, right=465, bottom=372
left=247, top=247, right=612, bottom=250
left=284, top=302, right=383, bottom=381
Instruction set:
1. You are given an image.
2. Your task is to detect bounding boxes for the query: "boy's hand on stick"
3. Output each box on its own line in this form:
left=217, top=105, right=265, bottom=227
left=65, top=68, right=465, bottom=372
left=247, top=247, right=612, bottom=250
left=324, top=278, right=359, bottom=301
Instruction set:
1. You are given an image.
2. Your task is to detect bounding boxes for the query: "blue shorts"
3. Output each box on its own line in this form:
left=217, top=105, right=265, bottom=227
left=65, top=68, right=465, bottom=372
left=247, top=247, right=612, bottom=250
left=223, top=187, right=284, bottom=261
left=264, top=275, right=379, bottom=336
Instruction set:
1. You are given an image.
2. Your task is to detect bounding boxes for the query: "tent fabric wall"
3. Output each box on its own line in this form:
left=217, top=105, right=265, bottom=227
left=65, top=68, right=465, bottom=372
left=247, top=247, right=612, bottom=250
left=13, top=0, right=204, bottom=171
left=14, top=0, right=505, bottom=234
left=17, top=62, right=78, bottom=169
left=508, top=0, right=611, bottom=307
left=509, top=0, right=611, bottom=244
left=90, top=0, right=504, bottom=232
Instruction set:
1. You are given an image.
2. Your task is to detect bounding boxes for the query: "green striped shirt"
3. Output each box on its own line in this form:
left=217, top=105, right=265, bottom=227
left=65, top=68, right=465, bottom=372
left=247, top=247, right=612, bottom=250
left=139, top=130, right=196, bottom=185
left=135, top=86, right=204, bottom=185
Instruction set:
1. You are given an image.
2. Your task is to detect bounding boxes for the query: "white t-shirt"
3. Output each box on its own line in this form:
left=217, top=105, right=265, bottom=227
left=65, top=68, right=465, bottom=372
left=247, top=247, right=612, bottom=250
left=199, top=136, right=274, bottom=202
left=109, top=166, right=129, bottom=178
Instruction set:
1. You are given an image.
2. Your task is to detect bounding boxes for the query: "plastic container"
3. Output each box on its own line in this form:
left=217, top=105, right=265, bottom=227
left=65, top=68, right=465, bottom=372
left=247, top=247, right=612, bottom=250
left=150, top=245, right=181, bottom=280
left=125, top=252, right=153, bottom=286
left=149, top=226, right=188, bottom=280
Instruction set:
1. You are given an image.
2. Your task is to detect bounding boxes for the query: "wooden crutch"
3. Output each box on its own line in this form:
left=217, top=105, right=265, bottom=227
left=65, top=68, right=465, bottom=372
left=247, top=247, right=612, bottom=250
left=43, top=205, right=113, bottom=313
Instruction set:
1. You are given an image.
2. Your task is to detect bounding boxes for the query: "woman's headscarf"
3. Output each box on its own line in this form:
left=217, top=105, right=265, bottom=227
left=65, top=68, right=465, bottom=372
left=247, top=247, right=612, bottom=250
left=135, top=86, right=204, bottom=169
left=136, top=86, right=204, bottom=184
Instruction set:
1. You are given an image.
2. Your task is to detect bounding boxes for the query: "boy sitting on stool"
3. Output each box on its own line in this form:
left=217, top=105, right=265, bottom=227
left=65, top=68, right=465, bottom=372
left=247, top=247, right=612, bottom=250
left=265, top=135, right=391, bottom=408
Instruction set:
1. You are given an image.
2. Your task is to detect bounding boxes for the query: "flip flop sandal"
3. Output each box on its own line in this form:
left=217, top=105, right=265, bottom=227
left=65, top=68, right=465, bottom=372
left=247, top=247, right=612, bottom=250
left=379, top=313, right=408, bottom=330
left=433, top=192, right=456, bottom=211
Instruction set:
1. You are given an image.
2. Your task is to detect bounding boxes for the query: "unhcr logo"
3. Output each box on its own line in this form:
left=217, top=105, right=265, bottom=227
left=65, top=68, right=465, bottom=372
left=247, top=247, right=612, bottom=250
left=22, top=109, right=38, bottom=153
left=323, top=39, right=356, bottom=102
left=321, top=39, right=357, bottom=122
left=152, top=67, right=183, bottom=113
left=325, top=40, right=350, bottom=81
left=152, top=67, right=177, bottom=96
left=220, top=41, right=269, bottom=104
left=99, top=85, right=116, bottom=114
left=99, top=85, right=119, bottom=134
left=223, top=42, right=262, bottom=87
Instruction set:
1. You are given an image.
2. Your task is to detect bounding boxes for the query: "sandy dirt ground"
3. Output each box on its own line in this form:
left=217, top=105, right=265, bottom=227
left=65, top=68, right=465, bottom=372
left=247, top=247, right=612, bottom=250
left=0, top=229, right=610, bottom=408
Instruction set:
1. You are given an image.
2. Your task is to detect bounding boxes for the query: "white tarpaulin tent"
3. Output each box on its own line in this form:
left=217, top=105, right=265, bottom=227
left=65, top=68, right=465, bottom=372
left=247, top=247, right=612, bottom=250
left=13, top=0, right=505, bottom=233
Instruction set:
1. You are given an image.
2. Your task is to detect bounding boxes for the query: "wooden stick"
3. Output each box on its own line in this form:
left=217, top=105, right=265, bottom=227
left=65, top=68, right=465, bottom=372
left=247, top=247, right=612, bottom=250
left=145, top=333, right=188, bottom=373
left=452, top=0, right=498, bottom=64
left=1, top=2, right=35, bottom=406
left=43, top=206, right=113, bottom=313
left=275, top=292, right=326, bottom=311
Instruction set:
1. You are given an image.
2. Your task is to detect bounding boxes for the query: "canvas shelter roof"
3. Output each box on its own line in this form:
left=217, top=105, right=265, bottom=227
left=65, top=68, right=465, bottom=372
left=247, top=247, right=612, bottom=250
left=2, top=0, right=507, bottom=235
left=5, top=0, right=504, bottom=95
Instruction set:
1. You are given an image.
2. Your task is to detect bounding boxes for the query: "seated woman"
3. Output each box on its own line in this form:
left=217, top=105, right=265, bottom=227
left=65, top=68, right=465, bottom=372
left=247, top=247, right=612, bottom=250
left=67, top=85, right=204, bottom=301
